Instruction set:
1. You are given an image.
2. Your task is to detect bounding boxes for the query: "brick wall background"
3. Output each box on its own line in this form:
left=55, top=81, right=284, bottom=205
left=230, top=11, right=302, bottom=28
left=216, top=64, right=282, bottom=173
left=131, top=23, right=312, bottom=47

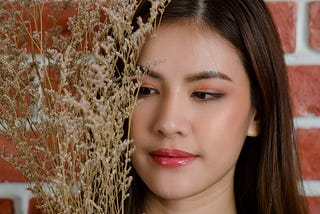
left=0, top=0, right=320, bottom=213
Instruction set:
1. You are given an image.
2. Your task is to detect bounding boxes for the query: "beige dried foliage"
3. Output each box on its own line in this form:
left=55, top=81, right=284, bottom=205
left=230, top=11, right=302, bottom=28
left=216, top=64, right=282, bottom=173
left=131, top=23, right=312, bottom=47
left=0, top=0, right=169, bottom=213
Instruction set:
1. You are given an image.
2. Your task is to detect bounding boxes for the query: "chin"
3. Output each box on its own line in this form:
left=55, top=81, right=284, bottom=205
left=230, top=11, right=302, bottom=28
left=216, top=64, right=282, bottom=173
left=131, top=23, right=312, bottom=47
left=146, top=182, right=200, bottom=201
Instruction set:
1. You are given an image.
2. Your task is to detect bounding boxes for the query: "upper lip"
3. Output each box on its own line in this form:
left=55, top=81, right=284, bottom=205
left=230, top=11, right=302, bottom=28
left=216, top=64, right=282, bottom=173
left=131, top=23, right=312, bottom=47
left=149, top=148, right=197, bottom=158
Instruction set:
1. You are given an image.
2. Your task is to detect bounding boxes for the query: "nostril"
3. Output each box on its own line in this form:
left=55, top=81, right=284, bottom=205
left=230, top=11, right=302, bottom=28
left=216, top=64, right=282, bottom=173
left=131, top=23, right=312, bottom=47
left=154, top=119, right=189, bottom=138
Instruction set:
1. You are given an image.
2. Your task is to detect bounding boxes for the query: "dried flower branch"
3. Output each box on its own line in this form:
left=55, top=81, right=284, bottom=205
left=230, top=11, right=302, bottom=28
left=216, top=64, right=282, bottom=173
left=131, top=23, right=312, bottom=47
left=0, top=0, right=169, bottom=213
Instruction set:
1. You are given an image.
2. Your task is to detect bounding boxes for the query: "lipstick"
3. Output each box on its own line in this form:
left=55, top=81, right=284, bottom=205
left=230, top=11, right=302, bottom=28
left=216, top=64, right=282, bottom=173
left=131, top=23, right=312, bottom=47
left=149, top=148, right=197, bottom=168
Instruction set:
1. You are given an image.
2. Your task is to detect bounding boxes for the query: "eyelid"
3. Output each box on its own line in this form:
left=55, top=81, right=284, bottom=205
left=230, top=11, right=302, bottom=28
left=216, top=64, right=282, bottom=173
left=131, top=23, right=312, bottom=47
left=191, top=90, right=225, bottom=101
left=137, top=85, right=159, bottom=97
left=140, top=81, right=158, bottom=90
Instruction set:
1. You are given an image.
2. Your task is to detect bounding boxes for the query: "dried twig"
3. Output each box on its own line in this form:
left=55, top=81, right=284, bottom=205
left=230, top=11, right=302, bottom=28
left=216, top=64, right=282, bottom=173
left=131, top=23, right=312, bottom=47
left=0, top=0, right=169, bottom=213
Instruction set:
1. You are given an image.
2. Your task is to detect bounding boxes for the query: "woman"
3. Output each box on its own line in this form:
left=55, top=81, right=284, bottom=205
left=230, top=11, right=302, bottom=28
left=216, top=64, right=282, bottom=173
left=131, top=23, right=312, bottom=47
left=126, top=0, right=308, bottom=213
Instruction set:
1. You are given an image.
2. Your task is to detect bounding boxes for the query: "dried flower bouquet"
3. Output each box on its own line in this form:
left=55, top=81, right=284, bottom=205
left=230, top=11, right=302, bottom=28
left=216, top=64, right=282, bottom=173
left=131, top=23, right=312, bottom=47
left=0, top=0, right=169, bottom=213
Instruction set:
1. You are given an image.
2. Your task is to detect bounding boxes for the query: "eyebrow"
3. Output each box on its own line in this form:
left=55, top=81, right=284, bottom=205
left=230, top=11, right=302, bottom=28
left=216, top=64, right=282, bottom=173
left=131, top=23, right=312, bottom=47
left=185, top=70, right=232, bottom=82
left=145, top=70, right=232, bottom=82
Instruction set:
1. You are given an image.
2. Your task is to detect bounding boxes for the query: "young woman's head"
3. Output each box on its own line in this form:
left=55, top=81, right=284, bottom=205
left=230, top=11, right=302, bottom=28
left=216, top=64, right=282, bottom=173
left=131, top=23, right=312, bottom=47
left=126, top=0, right=308, bottom=213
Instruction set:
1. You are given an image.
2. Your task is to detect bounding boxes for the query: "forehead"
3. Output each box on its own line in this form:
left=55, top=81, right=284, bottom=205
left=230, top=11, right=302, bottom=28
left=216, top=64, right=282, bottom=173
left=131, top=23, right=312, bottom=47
left=138, top=22, right=247, bottom=84
left=140, top=21, right=238, bottom=57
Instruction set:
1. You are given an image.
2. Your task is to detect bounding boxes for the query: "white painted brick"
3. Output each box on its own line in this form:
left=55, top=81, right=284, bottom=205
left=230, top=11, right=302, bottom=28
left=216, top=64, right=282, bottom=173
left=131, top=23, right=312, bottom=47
left=304, top=180, right=320, bottom=196
left=0, top=183, right=32, bottom=214
left=295, top=117, right=320, bottom=129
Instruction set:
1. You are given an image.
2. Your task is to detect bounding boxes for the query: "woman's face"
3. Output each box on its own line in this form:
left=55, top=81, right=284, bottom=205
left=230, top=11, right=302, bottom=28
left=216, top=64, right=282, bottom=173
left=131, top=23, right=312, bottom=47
left=130, top=22, right=258, bottom=201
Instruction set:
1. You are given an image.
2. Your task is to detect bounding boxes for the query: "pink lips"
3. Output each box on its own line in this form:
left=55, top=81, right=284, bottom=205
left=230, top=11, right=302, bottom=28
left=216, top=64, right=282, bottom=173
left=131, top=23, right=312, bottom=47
left=149, top=148, right=197, bottom=168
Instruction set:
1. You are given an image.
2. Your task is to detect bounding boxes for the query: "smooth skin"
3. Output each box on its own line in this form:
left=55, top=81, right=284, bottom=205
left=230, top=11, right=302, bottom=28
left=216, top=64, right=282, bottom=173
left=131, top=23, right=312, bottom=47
left=130, top=21, right=259, bottom=214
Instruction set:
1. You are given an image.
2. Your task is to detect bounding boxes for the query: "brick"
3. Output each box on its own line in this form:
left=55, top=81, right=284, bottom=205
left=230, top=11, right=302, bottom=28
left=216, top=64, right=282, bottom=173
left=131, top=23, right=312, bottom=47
left=43, top=65, right=75, bottom=94
left=0, top=199, right=14, bottom=214
left=307, top=197, right=320, bottom=214
left=288, top=66, right=320, bottom=116
left=0, top=68, right=32, bottom=119
left=266, top=2, right=297, bottom=53
left=297, top=129, right=320, bottom=179
left=0, top=89, right=31, bottom=119
left=4, top=2, right=108, bottom=53
left=309, top=2, right=320, bottom=51
left=0, top=134, right=27, bottom=182
left=0, top=131, right=58, bottom=182
left=28, top=199, right=42, bottom=214
left=43, top=66, right=60, bottom=92
left=0, top=159, right=26, bottom=182
left=41, top=2, right=76, bottom=35
left=4, top=2, right=75, bottom=53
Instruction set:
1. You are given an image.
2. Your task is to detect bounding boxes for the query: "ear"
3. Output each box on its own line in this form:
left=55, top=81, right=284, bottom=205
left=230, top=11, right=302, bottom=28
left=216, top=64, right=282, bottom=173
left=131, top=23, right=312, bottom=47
left=247, top=109, right=260, bottom=137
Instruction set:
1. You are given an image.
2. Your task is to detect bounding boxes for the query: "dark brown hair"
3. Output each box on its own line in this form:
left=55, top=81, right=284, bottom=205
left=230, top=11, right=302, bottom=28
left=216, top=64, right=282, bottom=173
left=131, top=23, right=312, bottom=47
left=126, top=0, right=308, bottom=213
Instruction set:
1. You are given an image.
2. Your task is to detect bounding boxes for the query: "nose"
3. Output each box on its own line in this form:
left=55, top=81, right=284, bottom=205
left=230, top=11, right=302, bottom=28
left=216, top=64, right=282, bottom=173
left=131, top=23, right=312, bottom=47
left=152, top=93, right=190, bottom=138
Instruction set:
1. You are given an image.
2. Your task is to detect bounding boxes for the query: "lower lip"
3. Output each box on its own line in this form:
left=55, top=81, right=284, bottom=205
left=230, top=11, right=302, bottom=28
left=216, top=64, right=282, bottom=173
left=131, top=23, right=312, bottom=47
left=151, top=156, right=197, bottom=167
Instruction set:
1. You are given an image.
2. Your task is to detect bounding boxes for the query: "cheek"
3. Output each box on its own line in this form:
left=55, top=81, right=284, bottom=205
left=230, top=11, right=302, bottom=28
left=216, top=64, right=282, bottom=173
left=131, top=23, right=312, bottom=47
left=130, top=102, right=152, bottom=144
left=130, top=106, right=147, bottom=167
left=195, top=108, right=251, bottom=171
left=194, top=95, right=253, bottom=149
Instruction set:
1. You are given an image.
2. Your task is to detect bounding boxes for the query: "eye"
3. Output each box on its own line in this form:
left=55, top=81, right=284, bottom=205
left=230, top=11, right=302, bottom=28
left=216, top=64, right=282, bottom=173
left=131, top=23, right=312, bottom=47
left=137, top=87, right=158, bottom=96
left=191, top=92, right=224, bottom=101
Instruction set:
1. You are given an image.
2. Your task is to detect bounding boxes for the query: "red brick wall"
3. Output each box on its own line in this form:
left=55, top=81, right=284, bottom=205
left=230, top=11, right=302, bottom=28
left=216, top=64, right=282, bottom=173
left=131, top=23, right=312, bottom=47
left=267, top=1, right=320, bottom=214
left=1, top=1, right=320, bottom=213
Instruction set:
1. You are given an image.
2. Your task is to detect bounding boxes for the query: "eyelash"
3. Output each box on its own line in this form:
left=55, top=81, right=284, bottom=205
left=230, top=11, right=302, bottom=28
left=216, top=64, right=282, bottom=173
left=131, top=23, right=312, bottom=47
left=191, top=92, right=224, bottom=101
left=138, top=86, right=224, bottom=101
left=137, top=87, right=159, bottom=97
